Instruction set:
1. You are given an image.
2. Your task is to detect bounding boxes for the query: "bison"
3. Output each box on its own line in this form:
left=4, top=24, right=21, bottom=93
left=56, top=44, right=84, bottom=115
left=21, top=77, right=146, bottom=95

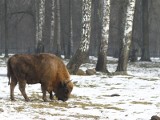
left=7, top=53, right=73, bottom=102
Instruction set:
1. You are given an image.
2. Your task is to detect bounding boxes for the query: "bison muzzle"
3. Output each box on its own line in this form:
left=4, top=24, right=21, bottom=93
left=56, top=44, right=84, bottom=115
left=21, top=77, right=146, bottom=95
left=7, top=53, right=73, bottom=102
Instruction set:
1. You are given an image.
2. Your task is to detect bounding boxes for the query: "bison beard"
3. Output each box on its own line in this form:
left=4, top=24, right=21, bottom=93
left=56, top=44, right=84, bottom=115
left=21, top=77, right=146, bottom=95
left=7, top=53, right=73, bottom=102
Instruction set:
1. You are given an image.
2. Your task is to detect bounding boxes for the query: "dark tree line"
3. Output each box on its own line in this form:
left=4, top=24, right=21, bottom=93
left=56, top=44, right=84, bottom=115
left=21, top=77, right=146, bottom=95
left=0, top=0, right=160, bottom=74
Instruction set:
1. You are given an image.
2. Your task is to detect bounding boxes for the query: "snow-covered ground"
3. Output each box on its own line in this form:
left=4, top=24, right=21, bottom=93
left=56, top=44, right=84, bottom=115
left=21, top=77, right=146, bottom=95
left=0, top=56, right=160, bottom=120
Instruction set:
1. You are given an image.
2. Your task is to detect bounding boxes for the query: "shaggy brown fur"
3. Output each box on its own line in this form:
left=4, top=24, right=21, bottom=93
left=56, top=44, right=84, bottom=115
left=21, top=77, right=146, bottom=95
left=7, top=53, right=73, bottom=102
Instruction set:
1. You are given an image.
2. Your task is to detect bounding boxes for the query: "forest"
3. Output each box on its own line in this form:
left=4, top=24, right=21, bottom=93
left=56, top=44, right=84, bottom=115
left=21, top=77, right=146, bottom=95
left=0, top=0, right=160, bottom=74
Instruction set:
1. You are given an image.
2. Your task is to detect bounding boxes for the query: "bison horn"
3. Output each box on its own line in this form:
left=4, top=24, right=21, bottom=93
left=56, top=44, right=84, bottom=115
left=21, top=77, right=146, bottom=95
left=66, top=80, right=72, bottom=84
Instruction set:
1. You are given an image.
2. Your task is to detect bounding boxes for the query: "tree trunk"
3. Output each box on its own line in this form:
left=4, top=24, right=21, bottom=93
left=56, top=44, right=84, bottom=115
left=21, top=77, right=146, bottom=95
left=67, top=0, right=92, bottom=74
left=61, top=0, right=72, bottom=59
left=96, top=0, right=110, bottom=73
left=71, top=1, right=82, bottom=55
left=116, top=0, right=136, bottom=74
left=35, top=0, right=45, bottom=53
left=90, top=0, right=102, bottom=57
left=109, top=0, right=126, bottom=58
left=66, top=0, right=73, bottom=59
left=42, top=0, right=52, bottom=53
left=0, top=1, right=2, bottom=55
left=50, top=0, right=55, bottom=52
left=4, top=0, right=9, bottom=57
left=54, top=0, right=61, bottom=57
left=130, top=0, right=142, bottom=62
left=140, top=0, right=151, bottom=61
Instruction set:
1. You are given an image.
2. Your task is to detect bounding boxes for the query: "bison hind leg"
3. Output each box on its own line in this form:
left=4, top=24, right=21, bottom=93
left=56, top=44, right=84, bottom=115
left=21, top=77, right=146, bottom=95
left=10, top=79, right=17, bottom=101
left=19, top=80, right=30, bottom=102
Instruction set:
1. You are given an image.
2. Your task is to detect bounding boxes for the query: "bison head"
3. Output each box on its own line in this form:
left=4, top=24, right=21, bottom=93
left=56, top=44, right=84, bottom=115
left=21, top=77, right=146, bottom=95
left=55, top=80, right=73, bottom=102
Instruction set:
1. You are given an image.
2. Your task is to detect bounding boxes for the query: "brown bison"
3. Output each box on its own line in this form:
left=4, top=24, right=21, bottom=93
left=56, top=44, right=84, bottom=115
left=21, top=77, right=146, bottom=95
left=7, top=53, right=73, bottom=102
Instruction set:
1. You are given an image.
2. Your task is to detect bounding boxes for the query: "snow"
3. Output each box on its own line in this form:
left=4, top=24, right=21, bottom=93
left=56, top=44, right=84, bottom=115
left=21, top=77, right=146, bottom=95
left=0, top=56, right=160, bottom=120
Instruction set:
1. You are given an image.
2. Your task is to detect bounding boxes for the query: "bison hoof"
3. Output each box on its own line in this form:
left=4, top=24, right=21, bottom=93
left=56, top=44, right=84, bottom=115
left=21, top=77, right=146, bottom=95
left=43, top=99, right=48, bottom=102
left=11, top=98, right=15, bottom=101
left=50, top=96, right=54, bottom=100
left=25, top=98, right=30, bottom=102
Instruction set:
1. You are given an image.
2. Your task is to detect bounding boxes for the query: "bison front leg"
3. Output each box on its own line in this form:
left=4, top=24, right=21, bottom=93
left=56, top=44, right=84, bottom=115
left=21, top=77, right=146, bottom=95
left=19, top=81, right=30, bottom=102
left=10, top=79, right=17, bottom=101
left=41, top=84, right=47, bottom=102
left=49, top=92, right=54, bottom=100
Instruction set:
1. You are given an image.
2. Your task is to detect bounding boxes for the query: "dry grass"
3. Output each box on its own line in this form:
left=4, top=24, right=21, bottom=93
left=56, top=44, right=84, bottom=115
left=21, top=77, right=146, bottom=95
left=14, top=106, right=25, bottom=112
left=131, top=101, right=152, bottom=105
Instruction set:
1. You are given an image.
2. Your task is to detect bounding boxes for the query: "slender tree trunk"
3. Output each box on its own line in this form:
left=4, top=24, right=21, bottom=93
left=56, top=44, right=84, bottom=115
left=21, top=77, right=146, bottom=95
left=96, top=0, right=110, bottom=73
left=60, top=0, right=72, bottom=59
left=64, top=0, right=72, bottom=59
left=42, top=0, right=52, bottom=53
left=69, top=0, right=73, bottom=59
left=0, top=1, right=2, bottom=55
left=67, top=0, right=92, bottom=74
left=34, top=0, right=39, bottom=53
left=56, top=0, right=61, bottom=56
left=54, top=0, right=61, bottom=57
left=50, top=0, right=55, bottom=52
left=71, top=1, right=82, bottom=55
left=109, top=0, right=123, bottom=58
left=140, top=0, right=151, bottom=61
left=130, top=0, right=142, bottom=62
left=116, top=0, right=136, bottom=74
left=90, top=0, right=101, bottom=57
left=35, top=0, right=45, bottom=53
left=4, top=0, right=9, bottom=57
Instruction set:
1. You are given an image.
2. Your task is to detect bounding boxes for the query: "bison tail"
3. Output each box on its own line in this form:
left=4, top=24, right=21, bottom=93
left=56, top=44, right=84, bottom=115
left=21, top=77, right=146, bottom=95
left=7, top=58, right=12, bottom=85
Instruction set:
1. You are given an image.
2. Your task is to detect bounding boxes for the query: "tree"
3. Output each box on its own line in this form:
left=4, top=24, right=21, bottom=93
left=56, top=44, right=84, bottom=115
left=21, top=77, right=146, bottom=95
left=130, top=0, right=142, bottom=62
left=49, top=0, right=55, bottom=52
left=108, top=0, right=125, bottom=58
left=140, top=0, right=151, bottom=61
left=116, top=0, right=136, bottom=74
left=54, top=0, right=61, bottom=57
left=71, top=1, right=82, bottom=55
left=0, top=1, right=2, bottom=55
left=67, top=0, right=92, bottom=74
left=42, top=0, right=52, bottom=53
left=96, top=0, right=110, bottom=73
left=60, top=0, right=73, bottom=59
left=67, top=0, right=73, bottom=59
left=149, top=0, right=160, bottom=57
left=35, top=0, right=45, bottom=53
left=4, top=0, right=9, bottom=57
left=90, top=0, right=102, bottom=56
